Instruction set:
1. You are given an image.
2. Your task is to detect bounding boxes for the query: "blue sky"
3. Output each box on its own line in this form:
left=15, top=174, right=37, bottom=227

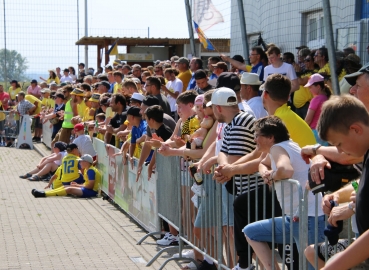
left=0, top=0, right=230, bottom=79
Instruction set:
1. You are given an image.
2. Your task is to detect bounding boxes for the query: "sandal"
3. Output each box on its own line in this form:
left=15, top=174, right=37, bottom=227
left=19, top=173, right=32, bottom=179
left=28, top=175, right=41, bottom=181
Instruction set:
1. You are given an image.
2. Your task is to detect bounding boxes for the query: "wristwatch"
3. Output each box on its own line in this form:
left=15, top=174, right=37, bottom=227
left=312, top=143, right=321, bottom=156
left=348, top=202, right=356, bottom=213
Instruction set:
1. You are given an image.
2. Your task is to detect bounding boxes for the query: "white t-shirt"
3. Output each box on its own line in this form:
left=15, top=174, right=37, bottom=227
left=238, top=101, right=255, bottom=118
left=247, top=96, right=268, bottom=119
left=166, top=78, right=183, bottom=112
left=263, top=62, right=297, bottom=82
left=73, top=135, right=97, bottom=157
left=60, top=75, right=74, bottom=83
left=269, top=140, right=323, bottom=217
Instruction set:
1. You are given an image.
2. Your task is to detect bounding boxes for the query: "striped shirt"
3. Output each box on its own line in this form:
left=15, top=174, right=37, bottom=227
left=220, top=112, right=263, bottom=195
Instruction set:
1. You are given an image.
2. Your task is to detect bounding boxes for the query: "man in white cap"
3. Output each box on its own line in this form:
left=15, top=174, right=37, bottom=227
left=240, top=73, right=268, bottom=119
left=129, top=92, right=144, bottom=107
left=40, top=88, right=55, bottom=110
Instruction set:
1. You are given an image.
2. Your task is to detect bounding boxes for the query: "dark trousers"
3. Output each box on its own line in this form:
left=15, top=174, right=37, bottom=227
left=233, top=185, right=281, bottom=268
left=234, top=185, right=299, bottom=269
left=295, top=102, right=310, bottom=120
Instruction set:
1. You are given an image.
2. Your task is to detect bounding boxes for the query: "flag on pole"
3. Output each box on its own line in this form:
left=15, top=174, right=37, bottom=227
left=193, top=21, right=215, bottom=51
left=106, top=39, right=119, bottom=55
left=192, top=0, right=224, bottom=31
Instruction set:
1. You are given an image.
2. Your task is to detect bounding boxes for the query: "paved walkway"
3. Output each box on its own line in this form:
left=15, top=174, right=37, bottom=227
left=0, top=145, right=180, bottom=270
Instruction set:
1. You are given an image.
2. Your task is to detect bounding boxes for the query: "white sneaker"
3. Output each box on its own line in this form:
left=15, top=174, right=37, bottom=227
left=156, top=233, right=179, bottom=246
left=191, top=195, right=199, bottom=208
left=181, top=261, right=197, bottom=269
left=172, top=249, right=195, bottom=259
left=191, top=183, right=206, bottom=197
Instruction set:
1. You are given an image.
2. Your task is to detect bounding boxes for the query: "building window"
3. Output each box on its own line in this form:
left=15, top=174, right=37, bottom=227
left=336, top=27, right=358, bottom=51
left=309, top=18, right=317, bottom=41
left=306, top=11, right=325, bottom=48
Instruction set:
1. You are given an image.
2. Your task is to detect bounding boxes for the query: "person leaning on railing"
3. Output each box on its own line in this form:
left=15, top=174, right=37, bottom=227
left=243, top=116, right=325, bottom=270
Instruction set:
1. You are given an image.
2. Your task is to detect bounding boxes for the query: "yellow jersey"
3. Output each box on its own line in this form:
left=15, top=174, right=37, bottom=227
left=25, top=95, right=42, bottom=115
left=274, top=103, right=316, bottom=147
left=177, top=69, right=192, bottom=92
left=318, top=63, right=330, bottom=76
left=83, top=166, right=101, bottom=192
left=8, top=87, right=21, bottom=100
left=41, top=97, right=55, bottom=110
left=77, top=101, right=87, bottom=118
left=60, top=153, right=80, bottom=183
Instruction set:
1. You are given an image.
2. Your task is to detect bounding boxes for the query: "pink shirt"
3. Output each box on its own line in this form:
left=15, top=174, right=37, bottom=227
left=0, top=92, right=10, bottom=110
left=27, top=85, right=42, bottom=97
left=308, top=94, right=328, bottom=129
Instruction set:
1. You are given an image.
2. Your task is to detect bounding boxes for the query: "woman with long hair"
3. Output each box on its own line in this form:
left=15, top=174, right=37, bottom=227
left=40, top=69, right=60, bottom=84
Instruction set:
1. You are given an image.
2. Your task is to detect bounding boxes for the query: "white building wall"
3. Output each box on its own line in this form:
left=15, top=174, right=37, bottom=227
left=230, top=0, right=361, bottom=59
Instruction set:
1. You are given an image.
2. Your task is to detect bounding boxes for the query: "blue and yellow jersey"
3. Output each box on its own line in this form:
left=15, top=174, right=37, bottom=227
left=83, top=166, right=101, bottom=192
left=60, top=154, right=80, bottom=183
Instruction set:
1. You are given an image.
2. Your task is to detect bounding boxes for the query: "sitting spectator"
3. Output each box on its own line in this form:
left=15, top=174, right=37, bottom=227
left=243, top=116, right=324, bottom=270
left=32, top=143, right=84, bottom=198
left=19, top=142, right=67, bottom=181
left=72, top=123, right=97, bottom=159
left=32, top=154, right=101, bottom=198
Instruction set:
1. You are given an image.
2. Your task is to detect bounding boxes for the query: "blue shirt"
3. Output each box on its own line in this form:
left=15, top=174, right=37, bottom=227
left=108, top=82, right=115, bottom=93
left=251, top=62, right=264, bottom=82
left=131, top=120, right=153, bottom=161
left=209, top=73, right=218, bottom=80
left=186, top=74, right=197, bottom=90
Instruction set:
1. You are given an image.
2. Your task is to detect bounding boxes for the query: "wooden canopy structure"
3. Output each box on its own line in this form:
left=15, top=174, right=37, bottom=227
left=75, top=36, right=230, bottom=67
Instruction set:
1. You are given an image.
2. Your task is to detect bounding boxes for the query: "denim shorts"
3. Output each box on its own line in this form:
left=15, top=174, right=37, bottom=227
left=243, top=216, right=301, bottom=251
left=221, top=183, right=234, bottom=226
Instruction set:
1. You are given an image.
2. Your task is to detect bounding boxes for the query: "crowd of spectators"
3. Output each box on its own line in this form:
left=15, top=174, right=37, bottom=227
left=2, top=42, right=369, bottom=269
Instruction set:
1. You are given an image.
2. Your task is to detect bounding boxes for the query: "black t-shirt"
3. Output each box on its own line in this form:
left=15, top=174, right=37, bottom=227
left=195, top=84, right=215, bottom=95
left=356, top=150, right=369, bottom=235
left=53, top=103, right=65, bottom=132
left=146, top=113, right=176, bottom=138
left=155, top=94, right=172, bottom=116
left=109, top=109, right=127, bottom=145
left=155, top=123, right=173, bottom=142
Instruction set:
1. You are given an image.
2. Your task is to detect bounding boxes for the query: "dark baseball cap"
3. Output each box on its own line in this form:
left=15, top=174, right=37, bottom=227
left=127, top=106, right=141, bottom=117
left=232, top=54, right=245, bottom=63
left=31, top=79, right=37, bottom=84
left=142, top=95, right=160, bottom=106
left=216, top=72, right=241, bottom=91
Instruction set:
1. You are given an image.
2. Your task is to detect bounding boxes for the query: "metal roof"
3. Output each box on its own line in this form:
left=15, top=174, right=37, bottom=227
left=75, top=36, right=230, bottom=46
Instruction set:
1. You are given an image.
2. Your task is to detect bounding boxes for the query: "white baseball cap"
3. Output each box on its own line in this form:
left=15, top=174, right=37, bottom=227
left=240, top=73, right=262, bottom=85
left=77, top=154, right=93, bottom=164
left=206, top=87, right=238, bottom=107
left=131, top=92, right=144, bottom=102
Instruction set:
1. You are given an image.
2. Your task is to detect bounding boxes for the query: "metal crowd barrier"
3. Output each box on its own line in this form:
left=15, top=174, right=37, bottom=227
left=0, top=110, right=20, bottom=146
left=302, top=187, right=355, bottom=270
left=143, top=154, right=309, bottom=270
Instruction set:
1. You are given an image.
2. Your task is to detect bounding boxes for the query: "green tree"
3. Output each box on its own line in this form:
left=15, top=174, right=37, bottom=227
left=0, top=49, right=29, bottom=82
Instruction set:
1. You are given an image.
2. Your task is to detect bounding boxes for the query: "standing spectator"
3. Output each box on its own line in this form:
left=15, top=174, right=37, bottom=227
left=105, top=93, right=127, bottom=147
left=240, top=73, right=268, bottom=119
left=0, top=85, right=10, bottom=110
left=304, top=74, right=331, bottom=145
left=162, top=68, right=183, bottom=119
left=295, top=45, right=308, bottom=71
left=145, top=76, right=171, bottom=116
left=40, top=88, right=55, bottom=110
left=315, top=47, right=330, bottom=77
left=95, top=67, right=103, bottom=76
left=113, top=71, right=124, bottom=94
left=132, top=64, right=143, bottom=83
left=8, top=80, right=22, bottom=106
left=68, top=66, right=77, bottom=82
left=264, top=46, right=299, bottom=92
left=170, top=56, right=179, bottom=68
left=175, top=57, right=192, bottom=91
left=154, top=65, right=164, bottom=77
left=60, top=68, right=73, bottom=83
left=141, top=71, right=151, bottom=84
left=78, top=63, right=85, bottom=78
left=27, top=80, right=42, bottom=99
left=25, top=94, right=42, bottom=142
left=230, top=54, right=245, bottom=75
left=187, top=57, right=203, bottom=90
left=40, top=69, right=60, bottom=85
left=122, top=64, right=131, bottom=76
left=55, top=67, right=62, bottom=79
left=212, top=62, right=228, bottom=78
left=193, top=69, right=214, bottom=94
left=16, top=92, right=35, bottom=116
left=97, top=81, right=110, bottom=95
left=43, top=93, right=65, bottom=142
left=207, top=56, right=220, bottom=80
left=343, top=47, right=355, bottom=57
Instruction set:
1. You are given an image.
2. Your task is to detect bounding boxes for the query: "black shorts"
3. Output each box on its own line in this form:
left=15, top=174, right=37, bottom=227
left=34, top=117, right=43, bottom=129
